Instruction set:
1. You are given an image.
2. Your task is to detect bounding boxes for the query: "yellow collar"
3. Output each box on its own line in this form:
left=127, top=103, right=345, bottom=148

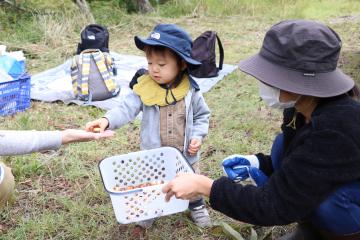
left=133, top=74, right=190, bottom=106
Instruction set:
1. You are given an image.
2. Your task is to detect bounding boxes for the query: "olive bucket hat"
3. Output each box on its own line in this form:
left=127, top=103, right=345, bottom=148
left=238, top=19, right=354, bottom=97
left=134, top=24, right=201, bottom=66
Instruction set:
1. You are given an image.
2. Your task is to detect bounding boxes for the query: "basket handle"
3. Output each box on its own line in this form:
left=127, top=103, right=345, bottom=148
left=106, top=188, right=143, bottom=195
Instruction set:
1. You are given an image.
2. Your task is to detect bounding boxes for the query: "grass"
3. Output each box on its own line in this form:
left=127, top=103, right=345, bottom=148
left=0, top=0, right=359, bottom=239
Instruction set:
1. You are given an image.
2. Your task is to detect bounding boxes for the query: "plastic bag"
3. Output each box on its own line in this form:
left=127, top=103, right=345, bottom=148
left=0, top=55, right=24, bottom=79
left=0, top=68, right=12, bottom=83
left=0, top=46, right=26, bottom=80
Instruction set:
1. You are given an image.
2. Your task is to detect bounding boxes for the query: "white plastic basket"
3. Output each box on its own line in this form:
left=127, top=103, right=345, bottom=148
left=98, top=147, right=194, bottom=224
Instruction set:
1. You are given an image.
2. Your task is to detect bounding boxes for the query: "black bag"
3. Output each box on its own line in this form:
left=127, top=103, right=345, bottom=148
left=77, top=24, right=110, bottom=54
left=189, top=31, right=224, bottom=78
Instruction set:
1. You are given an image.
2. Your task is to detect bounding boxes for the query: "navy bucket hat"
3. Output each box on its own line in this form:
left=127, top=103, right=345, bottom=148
left=238, top=19, right=354, bottom=97
left=134, top=24, right=201, bottom=66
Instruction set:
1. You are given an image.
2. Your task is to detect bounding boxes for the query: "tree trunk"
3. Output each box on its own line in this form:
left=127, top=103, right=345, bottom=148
left=137, top=0, right=154, bottom=14
left=73, top=0, right=95, bottom=23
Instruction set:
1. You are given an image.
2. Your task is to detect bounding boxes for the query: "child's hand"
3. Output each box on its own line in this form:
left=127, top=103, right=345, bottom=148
left=188, top=138, right=202, bottom=156
left=85, top=118, right=109, bottom=133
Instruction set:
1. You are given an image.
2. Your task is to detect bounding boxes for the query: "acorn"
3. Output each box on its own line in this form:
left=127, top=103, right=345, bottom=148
left=93, top=127, right=101, bottom=133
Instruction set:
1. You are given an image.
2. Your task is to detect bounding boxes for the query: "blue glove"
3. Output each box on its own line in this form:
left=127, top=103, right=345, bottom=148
left=222, top=154, right=259, bottom=181
left=222, top=154, right=268, bottom=186
left=248, top=166, right=268, bottom=187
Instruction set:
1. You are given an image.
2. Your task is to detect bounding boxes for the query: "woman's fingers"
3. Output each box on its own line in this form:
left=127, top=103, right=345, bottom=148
left=92, top=130, right=115, bottom=140
left=165, top=190, right=175, bottom=202
left=162, top=182, right=174, bottom=202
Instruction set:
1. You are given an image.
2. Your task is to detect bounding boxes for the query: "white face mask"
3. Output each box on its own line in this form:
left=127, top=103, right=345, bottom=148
left=258, top=82, right=297, bottom=109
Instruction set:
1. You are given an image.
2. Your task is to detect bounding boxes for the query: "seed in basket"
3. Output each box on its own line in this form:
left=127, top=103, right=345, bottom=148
left=113, top=186, right=123, bottom=191
left=112, top=181, right=166, bottom=192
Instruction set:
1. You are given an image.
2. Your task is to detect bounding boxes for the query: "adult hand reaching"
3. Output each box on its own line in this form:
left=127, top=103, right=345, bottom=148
left=162, top=173, right=214, bottom=202
left=61, top=129, right=115, bottom=144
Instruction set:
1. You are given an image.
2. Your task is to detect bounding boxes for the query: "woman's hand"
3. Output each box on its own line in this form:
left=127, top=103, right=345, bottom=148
left=61, top=129, right=115, bottom=144
left=162, top=173, right=214, bottom=202
left=85, top=118, right=109, bottom=133
left=188, top=138, right=202, bottom=156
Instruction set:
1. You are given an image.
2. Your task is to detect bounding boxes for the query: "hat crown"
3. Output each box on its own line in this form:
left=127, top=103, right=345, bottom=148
left=150, top=24, right=193, bottom=57
left=260, top=20, right=342, bottom=72
left=134, top=23, right=201, bottom=65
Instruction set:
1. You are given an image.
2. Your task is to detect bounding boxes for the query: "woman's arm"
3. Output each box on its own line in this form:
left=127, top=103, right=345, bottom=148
left=0, top=129, right=114, bottom=156
left=0, top=130, right=62, bottom=155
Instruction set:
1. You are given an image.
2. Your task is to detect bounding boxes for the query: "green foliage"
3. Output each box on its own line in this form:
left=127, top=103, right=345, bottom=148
left=156, top=0, right=197, bottom=17
left=142, top=0, right=360, bottom=18
left=20, top=0, right=76, bottom=12
left=0, top=9, right=42, bottom=45
left=10, top=154, right=45, bottom=179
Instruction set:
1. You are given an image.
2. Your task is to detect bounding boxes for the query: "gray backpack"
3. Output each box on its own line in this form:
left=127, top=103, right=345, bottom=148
left=70, top=49, right=120, bottom=101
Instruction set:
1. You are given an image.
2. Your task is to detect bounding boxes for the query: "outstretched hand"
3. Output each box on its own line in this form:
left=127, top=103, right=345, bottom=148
left=162, top=173, right=213, bottom=202
left=61, top=129, right=115, bottom=144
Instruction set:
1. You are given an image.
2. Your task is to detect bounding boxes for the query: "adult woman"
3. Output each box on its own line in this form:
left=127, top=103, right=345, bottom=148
left=162, top=19, right=360, bottom=239
left=0, top=129, right=114, bottom=207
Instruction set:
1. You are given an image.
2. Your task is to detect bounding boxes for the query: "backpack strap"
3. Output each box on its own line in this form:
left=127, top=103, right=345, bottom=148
left=71, top=50, right=95, bottom=100
left=91, top=51, right=118, bottom=96
left=70, top=57, right=80, bottom=97
left=215, top=33, right=224, bottom=71
left=80, top=52, right=91, bottom=99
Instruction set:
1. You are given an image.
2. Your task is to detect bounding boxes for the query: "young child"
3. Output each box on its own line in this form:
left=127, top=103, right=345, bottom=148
left=85, top=24, right=211, bottom=228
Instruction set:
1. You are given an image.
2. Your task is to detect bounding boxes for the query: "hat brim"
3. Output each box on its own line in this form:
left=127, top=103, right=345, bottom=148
left=238, top=54, right=354, bottom=97
left=134, top=36, right=201, bottom=66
